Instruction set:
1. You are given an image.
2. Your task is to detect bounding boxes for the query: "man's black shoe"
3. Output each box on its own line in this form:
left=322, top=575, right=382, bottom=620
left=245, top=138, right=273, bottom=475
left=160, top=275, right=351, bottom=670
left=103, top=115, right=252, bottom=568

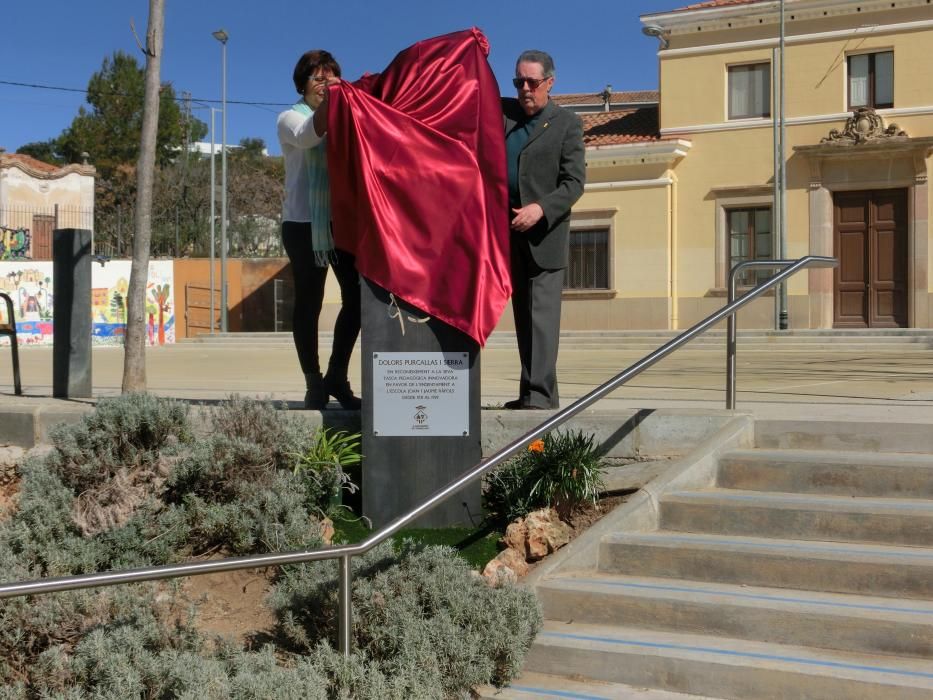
left=503, top=398, right=525, bottom=409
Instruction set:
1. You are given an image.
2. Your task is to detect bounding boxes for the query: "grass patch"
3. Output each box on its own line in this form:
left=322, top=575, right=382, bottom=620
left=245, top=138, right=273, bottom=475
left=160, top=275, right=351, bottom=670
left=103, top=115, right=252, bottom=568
left=332, top=511, right=501, bottom=570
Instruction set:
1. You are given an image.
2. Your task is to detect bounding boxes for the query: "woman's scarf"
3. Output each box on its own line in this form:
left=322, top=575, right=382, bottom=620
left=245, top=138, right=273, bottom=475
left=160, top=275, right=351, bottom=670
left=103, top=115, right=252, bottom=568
left=292, top=102, right=335, bottom=266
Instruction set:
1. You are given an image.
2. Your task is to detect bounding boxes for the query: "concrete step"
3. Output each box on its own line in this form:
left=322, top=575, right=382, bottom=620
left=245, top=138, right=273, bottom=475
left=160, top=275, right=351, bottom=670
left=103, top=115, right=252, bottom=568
left=598, top=531, right=933, bottom=599
left=755, top=420, right=933, bottom=454
left=475, top=671, right=717, bottom=699
left=536, top=573, right=933, bottom=659
left=717, top=449, right=933, bottom=498
left=522, top=620, right=933, bottom=700
left=659, top=489, right=933, bottom=546
left=180, top=330, right=933, bottom=352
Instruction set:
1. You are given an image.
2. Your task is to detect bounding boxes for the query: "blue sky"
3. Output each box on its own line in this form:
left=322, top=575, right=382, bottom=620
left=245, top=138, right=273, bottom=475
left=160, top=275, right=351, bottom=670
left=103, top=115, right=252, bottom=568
left=2, top=1, right=679, bottom=157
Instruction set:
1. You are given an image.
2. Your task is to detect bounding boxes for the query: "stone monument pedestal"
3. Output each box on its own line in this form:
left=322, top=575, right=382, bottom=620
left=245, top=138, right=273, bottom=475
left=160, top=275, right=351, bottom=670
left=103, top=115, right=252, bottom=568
left=53, top=228, right=92, bottom=399
left=361, top=279, right=481, bottom=529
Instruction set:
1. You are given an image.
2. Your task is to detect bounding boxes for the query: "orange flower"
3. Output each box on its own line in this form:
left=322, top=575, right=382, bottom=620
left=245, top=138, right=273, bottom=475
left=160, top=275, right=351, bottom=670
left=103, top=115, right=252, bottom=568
left=528, top=439, right=545, bottom=453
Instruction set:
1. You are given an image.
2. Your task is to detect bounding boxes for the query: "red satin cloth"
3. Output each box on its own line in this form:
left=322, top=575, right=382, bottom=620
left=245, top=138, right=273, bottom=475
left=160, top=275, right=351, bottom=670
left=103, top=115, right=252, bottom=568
left=326, top=28, right=511, bottom=346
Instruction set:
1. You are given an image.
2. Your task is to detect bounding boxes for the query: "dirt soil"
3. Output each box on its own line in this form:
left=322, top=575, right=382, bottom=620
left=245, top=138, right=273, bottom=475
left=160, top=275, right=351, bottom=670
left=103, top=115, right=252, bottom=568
left=564, top=494, right=630, bottom=533
left=0, top=445, right=28, bottom=521
left=176, top=562, right=279, bottom=646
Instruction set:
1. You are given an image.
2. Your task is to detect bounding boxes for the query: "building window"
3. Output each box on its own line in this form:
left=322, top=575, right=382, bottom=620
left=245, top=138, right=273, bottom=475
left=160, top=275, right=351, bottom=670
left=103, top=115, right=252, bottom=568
left=728, top=63, right=770, bottom=119
left=728, top=207, right=772, bottom=286
left=848, top=51, right=893, bottom=109
left=564, top=228, right=609, bottom=290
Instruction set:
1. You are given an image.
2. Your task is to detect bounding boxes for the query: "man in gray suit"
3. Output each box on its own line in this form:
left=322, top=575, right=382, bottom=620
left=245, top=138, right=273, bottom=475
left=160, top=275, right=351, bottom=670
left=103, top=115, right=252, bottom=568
left=503, top=50, right=585, bottom=409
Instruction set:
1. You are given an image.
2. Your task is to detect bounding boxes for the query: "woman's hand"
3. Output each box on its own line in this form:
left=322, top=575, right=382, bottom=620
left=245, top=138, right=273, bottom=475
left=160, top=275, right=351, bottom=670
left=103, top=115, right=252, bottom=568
left=312, top=78, right=342, bottom=137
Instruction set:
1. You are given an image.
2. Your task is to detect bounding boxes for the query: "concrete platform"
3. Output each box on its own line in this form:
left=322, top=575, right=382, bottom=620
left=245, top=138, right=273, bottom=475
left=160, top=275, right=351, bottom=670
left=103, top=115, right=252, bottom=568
left=0, top=336, right=931, bottom=427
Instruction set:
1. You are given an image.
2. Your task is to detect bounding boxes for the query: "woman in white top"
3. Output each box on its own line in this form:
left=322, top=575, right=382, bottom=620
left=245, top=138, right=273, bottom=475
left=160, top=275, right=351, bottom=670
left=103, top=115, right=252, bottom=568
left=277, top=49, right=360, bottom=410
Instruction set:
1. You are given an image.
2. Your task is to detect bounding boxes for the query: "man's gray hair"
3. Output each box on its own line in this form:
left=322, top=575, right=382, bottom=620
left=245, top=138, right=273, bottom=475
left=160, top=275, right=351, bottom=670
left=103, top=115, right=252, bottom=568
left=516, top=50, right=555, bottom=78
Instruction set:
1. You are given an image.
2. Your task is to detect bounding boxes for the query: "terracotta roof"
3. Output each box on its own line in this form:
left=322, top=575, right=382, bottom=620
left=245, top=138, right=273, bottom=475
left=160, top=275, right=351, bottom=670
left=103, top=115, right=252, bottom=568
left=581, top=106, right=660, bottom=147
left=1, top=152, right=60, bottom=174
left=552, top=90, right=659, bottom=106
left=670, top=0, right=766, bottom=11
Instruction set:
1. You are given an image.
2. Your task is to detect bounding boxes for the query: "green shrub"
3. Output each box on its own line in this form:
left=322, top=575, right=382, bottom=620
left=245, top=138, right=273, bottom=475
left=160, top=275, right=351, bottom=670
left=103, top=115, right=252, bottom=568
left=44, top=393, right=191, bottom=493
left=269, top=540, right=542, bottom=693
left=0, top=394, right=540, bottom=698
left=206, top=394, right=316, bottom=471
left=484, top=429, right=606, bottom=522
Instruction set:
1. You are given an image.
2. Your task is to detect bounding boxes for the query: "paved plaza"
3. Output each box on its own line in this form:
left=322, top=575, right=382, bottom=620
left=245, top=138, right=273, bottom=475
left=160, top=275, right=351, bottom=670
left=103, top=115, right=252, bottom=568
left=2, top=337, right=933, bottom=424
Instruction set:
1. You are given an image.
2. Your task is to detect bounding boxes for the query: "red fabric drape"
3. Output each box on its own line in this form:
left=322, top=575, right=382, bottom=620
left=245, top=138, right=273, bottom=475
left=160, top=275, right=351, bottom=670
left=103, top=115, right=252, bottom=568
left=326, top=28, right=510, bottom=346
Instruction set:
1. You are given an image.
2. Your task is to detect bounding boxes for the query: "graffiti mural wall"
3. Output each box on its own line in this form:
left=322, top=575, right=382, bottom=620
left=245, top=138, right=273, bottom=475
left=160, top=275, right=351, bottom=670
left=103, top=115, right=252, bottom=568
left=0, top=227, right=31, bottom=260
left=0, top=260, right=175, bottom=346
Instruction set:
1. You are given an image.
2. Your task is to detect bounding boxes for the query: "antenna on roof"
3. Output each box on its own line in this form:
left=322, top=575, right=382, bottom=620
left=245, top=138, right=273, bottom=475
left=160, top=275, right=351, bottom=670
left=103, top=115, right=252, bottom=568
left=599, top=84, right=613, bottom=112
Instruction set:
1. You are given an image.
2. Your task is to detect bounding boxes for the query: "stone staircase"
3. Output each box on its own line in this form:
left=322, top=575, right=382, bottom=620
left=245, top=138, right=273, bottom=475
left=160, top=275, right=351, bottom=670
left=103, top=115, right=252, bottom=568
left=479, top=420, right=933, bottom=698
left=181, top=329, right=933, bottom=353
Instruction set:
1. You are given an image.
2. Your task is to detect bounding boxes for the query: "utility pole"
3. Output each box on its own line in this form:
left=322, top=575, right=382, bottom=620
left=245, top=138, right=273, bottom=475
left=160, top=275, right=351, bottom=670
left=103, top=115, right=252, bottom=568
left=778, top=0, right=789, bottom=330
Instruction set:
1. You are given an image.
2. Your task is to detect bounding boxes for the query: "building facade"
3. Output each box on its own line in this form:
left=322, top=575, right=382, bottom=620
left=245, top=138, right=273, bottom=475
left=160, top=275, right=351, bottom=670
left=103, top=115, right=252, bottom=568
left=561, top=0, right=933, bottom=331
left=0, top=150, right=95, bottom=260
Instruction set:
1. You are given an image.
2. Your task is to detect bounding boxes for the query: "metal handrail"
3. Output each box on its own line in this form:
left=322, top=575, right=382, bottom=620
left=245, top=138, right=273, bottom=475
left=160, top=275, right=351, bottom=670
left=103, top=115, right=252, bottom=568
left=0, top=293, right=22, bottom=396
left=0, top=254, right=836, bottom=657
left=726, top=257, right=837, bottom=409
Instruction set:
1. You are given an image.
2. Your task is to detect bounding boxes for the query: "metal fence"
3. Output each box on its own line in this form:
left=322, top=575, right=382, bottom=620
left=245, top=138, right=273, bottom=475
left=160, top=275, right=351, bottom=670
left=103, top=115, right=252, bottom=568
left=0, top=204, right=94, bottom=260
left=0, top=204, right=285, bottom=261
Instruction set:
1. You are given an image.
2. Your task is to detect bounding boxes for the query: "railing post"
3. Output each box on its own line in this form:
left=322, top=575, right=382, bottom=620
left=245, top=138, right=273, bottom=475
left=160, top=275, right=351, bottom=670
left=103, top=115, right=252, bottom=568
left=338, top=554, right=353, bottom=657
left=725, top=258, right=823, bottom=409
left=726, top=273, right=738, bottom=410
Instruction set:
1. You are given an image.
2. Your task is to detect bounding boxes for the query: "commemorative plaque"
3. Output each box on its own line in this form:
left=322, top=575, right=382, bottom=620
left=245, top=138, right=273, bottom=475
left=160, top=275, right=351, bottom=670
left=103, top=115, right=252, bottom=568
left=372, top=352, right=469, bottom=436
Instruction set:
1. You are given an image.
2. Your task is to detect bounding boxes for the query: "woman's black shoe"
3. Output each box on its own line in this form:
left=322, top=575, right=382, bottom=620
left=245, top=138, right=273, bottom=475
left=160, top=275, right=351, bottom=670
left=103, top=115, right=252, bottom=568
left=304, top=372, right=328, bottom=410
left=323, top=374, right=362, bottom=410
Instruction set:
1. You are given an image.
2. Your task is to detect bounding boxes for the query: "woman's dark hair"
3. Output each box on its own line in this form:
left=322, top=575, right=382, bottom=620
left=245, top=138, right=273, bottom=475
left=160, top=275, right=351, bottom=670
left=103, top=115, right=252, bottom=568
left=292, top=50, right=342, bottom=94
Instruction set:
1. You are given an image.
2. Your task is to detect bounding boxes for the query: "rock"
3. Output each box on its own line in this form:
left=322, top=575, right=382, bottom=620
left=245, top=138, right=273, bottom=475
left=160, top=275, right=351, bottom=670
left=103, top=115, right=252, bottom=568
left=482, top=557, right=518, bottom=587
left=482, top=546, right=529, bottom=587
left=502, top=519, right=528, bottom=555
left=318, top=517, right=334, bottom=545
left=496, top=546, right=530, bottom=577
left=524, top=508, right=573, bottom=561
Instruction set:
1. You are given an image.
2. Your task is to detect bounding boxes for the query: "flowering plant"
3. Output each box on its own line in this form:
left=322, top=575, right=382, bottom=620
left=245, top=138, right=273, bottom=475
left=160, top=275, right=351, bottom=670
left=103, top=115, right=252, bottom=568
left=483, top=429, right=605, bottom=523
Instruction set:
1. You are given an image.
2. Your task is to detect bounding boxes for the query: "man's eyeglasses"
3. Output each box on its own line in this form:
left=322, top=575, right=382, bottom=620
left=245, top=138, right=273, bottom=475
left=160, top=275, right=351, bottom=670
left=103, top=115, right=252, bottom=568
left=512, top=76, right=549, bottom=90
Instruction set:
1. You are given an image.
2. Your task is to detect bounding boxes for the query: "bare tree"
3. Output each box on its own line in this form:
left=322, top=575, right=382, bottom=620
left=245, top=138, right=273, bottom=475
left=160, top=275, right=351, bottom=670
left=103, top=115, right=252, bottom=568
left=122, top=0, right=164, bottom=392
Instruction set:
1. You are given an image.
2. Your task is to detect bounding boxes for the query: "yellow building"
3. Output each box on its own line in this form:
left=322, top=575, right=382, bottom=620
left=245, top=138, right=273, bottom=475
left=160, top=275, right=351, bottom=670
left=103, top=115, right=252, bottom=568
left=565, top=0, right=933, bottom=330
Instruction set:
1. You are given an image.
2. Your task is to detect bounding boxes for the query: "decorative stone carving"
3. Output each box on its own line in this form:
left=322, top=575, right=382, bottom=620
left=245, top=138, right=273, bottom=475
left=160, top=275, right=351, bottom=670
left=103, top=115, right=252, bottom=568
left=822, top=107, right=907, bottom=145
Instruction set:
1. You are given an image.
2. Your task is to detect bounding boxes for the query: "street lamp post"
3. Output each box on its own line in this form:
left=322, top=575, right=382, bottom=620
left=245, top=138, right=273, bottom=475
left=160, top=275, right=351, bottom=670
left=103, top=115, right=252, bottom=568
left=212, top=28, right=229, bottom=333
left=209, top=107, right=220, bottom=333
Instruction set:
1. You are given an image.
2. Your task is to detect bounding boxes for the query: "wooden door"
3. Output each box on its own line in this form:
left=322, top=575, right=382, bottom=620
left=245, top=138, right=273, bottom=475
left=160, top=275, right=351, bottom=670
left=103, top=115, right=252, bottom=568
left=184, top=283, right=221, bottom=337
left=31, top=215, right=55, bottom=260
left=833, top=189, right=908, bottom=328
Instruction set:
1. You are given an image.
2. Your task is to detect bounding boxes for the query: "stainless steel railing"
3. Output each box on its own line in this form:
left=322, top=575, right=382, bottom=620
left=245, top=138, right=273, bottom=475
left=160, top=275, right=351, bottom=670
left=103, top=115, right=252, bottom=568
left=726, top=257, right=837, bottom=409
left=0, top=254, right=836, bottom=657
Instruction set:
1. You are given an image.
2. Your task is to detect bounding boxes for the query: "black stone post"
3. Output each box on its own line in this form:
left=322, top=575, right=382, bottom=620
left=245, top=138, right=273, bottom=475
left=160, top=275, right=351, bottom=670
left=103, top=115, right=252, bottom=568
left=361, top=279, right=481, bottom=529
left=53, top=228, right=93, bottom=398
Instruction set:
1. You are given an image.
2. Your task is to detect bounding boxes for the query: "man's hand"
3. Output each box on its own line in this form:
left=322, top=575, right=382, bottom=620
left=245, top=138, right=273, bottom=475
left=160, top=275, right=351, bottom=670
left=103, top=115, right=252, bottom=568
left=510, top=203, right=544, bottom=232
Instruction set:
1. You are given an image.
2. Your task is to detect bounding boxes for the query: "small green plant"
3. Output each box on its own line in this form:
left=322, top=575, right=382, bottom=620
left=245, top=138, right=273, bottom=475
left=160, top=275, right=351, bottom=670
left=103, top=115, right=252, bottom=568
left=292, top=428, right=361, bottom=516
left=484, top=429, right=606, bottom=523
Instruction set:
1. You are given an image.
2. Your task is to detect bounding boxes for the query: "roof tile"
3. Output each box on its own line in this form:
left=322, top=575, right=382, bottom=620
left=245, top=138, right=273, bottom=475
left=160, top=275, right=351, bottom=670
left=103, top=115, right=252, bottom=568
left=581, top=106, right=661, bottom=147
left=671, top=0, right=765, bottom=12
left=552, top=90, right=659, bottom=106
left=1, top=152, right=61, bottom=174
